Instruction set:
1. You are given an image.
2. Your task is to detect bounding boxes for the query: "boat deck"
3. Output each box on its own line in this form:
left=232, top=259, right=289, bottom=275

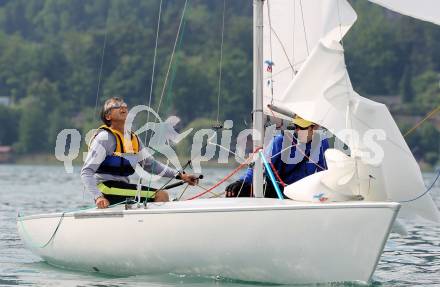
left=19, top=198, right=400, bottom=220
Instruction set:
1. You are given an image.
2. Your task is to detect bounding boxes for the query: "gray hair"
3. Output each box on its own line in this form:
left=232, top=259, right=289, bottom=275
left=100, top=97, right=123, bottom=126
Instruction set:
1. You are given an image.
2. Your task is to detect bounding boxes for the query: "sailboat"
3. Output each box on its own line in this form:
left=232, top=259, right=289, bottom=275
left=17, top=0, right=440, bottom=284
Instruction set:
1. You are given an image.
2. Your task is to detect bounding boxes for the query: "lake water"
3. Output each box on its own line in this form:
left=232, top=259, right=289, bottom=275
left=0, top=164, right=439, bottom=286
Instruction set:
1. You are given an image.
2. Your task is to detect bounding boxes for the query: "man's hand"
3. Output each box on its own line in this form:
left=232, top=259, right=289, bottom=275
left=225, top=180, right=248, bottom=197
left=180, top=173, right=199, bottom=186
left=95, top=196, right=110, bottom=209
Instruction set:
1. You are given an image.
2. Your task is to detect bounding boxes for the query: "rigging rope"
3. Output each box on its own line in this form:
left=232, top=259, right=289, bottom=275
left=210, top=138, right=246, bottom=162
left=165, top=14, right=188, bottom=115
left=235, top=177, right=247, bottom=197
left=196, top=184, right=222, bottom=197
left=299, top=0, right=309, bottom=56
left=399, top=169, right=440, bottom=203
left=87, top=1, right=438, bottom=205
left=93, top=13, right=110, bottom=120
left=264, top=0, right=297, bottom=83
left=18, top=213, right=65, bottom=249
left=186, top=136, right=325, bottom=201
left=145, top=0, right=164, bottom=127
left=269, top=29, right=295, bottom=73
left=216, top=0, right=227, bottom=124
left=177, top=184, right=190, bottom=201
left=397, top=105, right=440, bottom=203
left=138, top=0, right=187, bottom=192
left=187, top=147, right=262, bottom=200
left=292, top=0, right=296, bottom=76
left=270, top=161, right=286, bottom=187
left=156, top=0, right=189, bottom=117
left=209, top=190, right=226, bottom=198
left=403, top=105, right=440, bottom=137
left=266, top=0, right=275, bottom=103
left=264, top=60, right=304, bottom=80
left=17, top=201, right=129, bottom=249
left=260, top=150, right=284, bottom=199
left=138, top=0, right=163, bottom=197
left=267, top=132, right=326, bottom=171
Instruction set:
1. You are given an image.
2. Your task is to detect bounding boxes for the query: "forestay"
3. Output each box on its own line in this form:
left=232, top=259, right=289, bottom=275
left=262, top=0, right=357, bottom=118
left=281, top=40, right=440, bottom=222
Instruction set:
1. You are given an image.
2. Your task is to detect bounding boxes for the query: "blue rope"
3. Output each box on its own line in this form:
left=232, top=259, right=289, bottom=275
left=399, top=169, right=440, bottom=203
left=259, top=151, right=284, bottom=200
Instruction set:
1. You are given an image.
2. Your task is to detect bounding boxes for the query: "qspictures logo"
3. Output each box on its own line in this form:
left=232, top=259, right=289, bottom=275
left=54, top=105, right=387, bottom=180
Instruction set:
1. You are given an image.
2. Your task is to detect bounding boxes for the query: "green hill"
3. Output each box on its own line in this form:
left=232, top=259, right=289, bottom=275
left=0, top=0, right=438, bottom=165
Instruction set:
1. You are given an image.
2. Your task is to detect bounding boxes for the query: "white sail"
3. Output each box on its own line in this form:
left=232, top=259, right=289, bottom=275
left=262, top=0, right=357, bottom=119
left=277, top=40, right=350, bottom=131
left=282, top=40, right=440, bottom=222
left=367, top=0, right=440, bottom=26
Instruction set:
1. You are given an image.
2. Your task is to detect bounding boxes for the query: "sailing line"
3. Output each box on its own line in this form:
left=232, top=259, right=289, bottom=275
left=403, top=105, right=440, bottom=137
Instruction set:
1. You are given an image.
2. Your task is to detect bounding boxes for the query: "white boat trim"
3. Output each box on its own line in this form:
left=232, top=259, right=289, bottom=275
left=18, top=198, right=401, bottom=220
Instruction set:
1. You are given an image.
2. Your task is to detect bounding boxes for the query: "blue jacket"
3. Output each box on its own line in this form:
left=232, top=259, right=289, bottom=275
left=240, top=134, right=329, bottom=185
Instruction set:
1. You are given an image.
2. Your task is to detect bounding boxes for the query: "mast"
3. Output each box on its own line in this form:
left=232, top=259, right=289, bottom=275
left=252, top=0, right=264, bottom=198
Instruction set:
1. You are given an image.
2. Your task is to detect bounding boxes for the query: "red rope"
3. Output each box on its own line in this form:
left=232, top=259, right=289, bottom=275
left=278, top=133, right=325, bottom=171
left=294, top=144, right=325, bottom=170
left=269, top=161, right=286, bottom=187
left=187, top=133, right=326, bottom=200
left=187, top=147, right=262, bottom=200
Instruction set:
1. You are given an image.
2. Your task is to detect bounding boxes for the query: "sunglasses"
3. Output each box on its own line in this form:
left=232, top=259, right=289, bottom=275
left=294, top=125, right=314, bottom=130
left=105, top=102, right=128, bottom=114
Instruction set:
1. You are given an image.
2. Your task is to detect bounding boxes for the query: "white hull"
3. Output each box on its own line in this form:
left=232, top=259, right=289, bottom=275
left=18, top=198, right=399, bottom=284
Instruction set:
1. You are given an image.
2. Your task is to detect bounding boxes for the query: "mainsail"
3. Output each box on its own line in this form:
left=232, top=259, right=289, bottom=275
left=367, top=0, right=440, bottom=26
left=281, top=40, right=440, bottom=222
left=262, top=0, right=357, bottom=118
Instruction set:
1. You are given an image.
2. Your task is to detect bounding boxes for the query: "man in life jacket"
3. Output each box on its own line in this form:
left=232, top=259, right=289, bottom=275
left=81, top=97, right=199, bottom=208
left=225, top=116, right=329, bottom=198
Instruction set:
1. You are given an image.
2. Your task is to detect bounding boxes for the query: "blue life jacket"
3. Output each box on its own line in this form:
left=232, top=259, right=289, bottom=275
left=92, top=125, right=140, bottom=177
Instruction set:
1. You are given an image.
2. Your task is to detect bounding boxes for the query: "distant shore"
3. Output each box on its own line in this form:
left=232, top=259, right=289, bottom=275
left=10, top=153, right=240, bottom=169
left=14, top=153, right=61, bottom=165
left=5, top=153, right=438, bottom=173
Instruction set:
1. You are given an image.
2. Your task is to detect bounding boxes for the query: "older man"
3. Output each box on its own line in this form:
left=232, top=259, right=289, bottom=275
left=81, top=97, right=198, bottom=208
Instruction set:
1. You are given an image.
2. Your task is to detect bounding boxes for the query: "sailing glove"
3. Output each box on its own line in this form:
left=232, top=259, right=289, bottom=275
left=225, top=180, right=251, bottom=197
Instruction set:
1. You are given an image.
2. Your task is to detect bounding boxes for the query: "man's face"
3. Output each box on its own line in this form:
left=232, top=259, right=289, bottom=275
left=295, top=125, right=316, bottom=143
left=105, top=100, right=128, bottom=124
